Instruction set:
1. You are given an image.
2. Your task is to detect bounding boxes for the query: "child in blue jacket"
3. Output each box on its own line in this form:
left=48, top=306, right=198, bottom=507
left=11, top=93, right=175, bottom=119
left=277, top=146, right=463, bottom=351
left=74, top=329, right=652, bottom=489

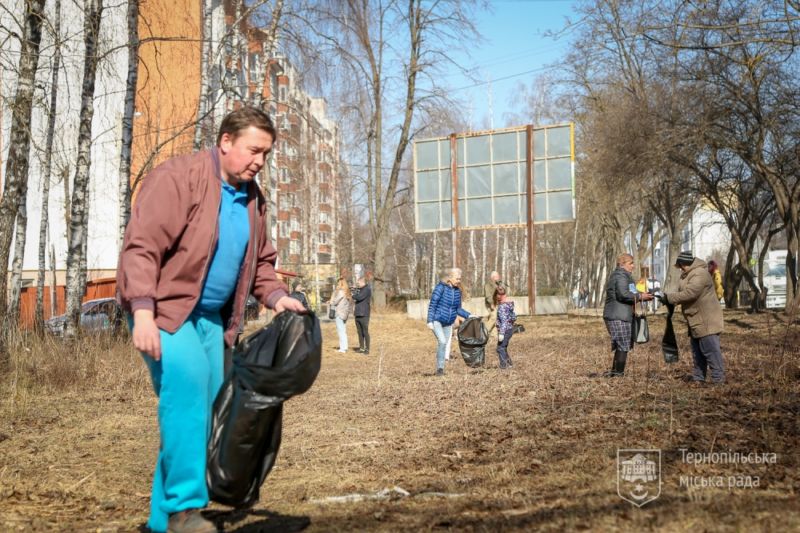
left=494, top=287, right=516, bottom=369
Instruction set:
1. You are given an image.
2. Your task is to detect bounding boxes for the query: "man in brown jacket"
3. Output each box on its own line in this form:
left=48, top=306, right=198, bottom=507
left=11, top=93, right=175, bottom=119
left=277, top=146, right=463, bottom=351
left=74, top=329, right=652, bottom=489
left=659, top=251, right=725, bottom=383
left=117, top=107, right=305, bottom=533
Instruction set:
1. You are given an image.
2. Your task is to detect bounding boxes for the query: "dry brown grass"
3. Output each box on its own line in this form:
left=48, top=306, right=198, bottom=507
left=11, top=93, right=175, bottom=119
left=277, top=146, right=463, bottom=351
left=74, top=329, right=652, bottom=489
left=0, top=310, right=798, bottom=532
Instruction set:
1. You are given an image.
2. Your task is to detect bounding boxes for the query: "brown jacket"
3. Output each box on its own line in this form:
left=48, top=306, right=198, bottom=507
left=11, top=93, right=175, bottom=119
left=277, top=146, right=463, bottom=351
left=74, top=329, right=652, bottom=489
left=117, top=148, right=287, bottom=347
left=666, top=258, right=723, bottom=338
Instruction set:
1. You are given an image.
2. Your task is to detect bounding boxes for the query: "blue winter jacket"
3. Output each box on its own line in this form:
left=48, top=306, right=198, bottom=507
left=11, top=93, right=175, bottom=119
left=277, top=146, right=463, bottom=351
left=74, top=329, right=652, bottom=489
left=427, top=282, right=470, bottom=326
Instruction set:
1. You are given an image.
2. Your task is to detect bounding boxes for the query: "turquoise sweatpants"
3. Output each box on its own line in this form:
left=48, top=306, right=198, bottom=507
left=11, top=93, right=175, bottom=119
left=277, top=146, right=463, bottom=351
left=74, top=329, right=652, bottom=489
left=136, top=311, right=224, bottom=533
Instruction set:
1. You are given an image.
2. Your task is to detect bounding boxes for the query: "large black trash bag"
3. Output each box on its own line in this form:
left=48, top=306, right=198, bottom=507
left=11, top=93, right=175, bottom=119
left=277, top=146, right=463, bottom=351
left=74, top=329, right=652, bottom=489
left=458, top=316, right=488, bottom=368
left=207, top=311, right=322, bottom=508
left=662, top=303, right=679, bottom=363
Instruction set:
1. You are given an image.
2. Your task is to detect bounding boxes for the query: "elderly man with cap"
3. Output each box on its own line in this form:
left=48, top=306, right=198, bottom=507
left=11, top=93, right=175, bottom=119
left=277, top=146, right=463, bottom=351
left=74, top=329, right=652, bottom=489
left=657, top=251, right=725, bottom=384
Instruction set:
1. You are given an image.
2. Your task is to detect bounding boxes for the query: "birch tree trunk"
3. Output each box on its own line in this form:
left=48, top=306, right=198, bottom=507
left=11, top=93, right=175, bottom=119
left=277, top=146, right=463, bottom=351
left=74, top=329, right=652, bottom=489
left=8, top=204, right=28, bottom=325
left=118, top=0, right=139, bottom=245
left=494, top=228, right=500, bottom=273
left=35, top=0, right=62, bottom=330
left=500, top=229, right=507, bottom=284
left=65, top=0, right=104, bottom=337
left=194, top=0, right=214, bottom=149
left=480, top=230, right=486, bottom=283
left=431, top=232, right=438, bottom=290
left=49, top=242, right=57, bottom=317
left=0, top=0, right=47, bottom=358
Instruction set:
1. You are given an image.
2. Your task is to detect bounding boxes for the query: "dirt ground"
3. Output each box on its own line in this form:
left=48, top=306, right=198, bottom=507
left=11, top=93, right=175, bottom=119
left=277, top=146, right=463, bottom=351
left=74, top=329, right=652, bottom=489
left=1, top=309, right=799, bottom=532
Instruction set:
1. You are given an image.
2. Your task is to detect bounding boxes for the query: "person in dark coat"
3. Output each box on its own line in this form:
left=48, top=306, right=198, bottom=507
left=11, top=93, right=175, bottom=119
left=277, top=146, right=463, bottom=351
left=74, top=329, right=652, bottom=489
left=602, top=253, right=653, bottom=377
left=352, top=277, right=372, bottom=354
left=289, top=280, right=311, bottom=312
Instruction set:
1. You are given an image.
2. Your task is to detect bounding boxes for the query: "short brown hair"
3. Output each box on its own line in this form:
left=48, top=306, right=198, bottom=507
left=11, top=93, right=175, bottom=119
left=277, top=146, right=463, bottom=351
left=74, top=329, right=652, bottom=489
left=216, top=106, right=277, bottom=146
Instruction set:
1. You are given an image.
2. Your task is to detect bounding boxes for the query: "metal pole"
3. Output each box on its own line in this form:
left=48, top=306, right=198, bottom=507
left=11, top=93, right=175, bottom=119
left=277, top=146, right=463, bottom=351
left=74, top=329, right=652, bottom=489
left=450, top=133, right=459, bottom=268
left=526, top=125, right=536, bottom=315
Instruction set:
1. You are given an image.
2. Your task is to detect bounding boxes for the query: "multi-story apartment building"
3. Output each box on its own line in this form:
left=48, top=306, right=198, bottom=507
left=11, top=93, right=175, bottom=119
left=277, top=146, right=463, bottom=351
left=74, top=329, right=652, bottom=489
left=270, top=57, right=338, bottom=270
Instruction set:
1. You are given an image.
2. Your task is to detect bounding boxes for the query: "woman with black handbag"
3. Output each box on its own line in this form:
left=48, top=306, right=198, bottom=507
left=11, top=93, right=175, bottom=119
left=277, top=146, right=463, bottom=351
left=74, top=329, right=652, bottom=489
left=601, top=254, right=654, bottom=377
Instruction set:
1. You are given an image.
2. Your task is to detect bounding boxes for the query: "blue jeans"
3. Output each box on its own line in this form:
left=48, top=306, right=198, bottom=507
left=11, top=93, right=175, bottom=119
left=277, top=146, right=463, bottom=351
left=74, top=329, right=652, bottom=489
left=131, top=311, right=224, bottom=533
left=690, top=334, right=725, bottom=383
left=431, top=321, right=452, bottom=371
left=335, top=316, right=348, bottom=351
left=497, top=330, right=513, bottom=368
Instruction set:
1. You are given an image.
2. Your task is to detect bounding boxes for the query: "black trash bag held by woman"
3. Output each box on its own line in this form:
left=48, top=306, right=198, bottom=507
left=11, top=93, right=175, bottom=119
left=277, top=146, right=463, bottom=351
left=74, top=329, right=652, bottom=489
left=458, top=316, right=489, bottom=368
left=207, top=311, right=322, bottom=508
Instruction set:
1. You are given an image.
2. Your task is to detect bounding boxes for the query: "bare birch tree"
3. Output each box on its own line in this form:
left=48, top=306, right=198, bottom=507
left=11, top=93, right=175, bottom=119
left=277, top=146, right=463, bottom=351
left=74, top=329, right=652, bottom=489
left=35, top=0, right=63, bottom=329
left=65, top=0, right=104, bottom=337
left=0, top=0, right=46, bottom=358
left=117, top=0, right=138, bottom=244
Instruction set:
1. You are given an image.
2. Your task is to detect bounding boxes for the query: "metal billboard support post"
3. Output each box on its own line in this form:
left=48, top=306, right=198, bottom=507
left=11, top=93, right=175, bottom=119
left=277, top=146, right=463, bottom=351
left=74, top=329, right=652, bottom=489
left=526, top=125, right=536, bottom=315
left=450, top=133, right=459, bottom=268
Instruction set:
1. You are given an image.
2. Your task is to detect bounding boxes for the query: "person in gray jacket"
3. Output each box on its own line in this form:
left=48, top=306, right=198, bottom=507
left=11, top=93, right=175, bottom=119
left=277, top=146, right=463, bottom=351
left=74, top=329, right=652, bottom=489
left=602, top=253, right=653, bottom=376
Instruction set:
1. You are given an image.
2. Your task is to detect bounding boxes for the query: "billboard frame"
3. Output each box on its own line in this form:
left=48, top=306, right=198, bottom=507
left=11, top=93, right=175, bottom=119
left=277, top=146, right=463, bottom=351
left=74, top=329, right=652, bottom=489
left=413, top=122, right=576, bottom=314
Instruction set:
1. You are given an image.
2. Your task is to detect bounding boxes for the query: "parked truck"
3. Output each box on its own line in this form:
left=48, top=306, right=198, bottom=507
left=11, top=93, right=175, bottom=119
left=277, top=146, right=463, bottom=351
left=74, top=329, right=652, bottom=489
left=764, top=250, right=787, bottom=309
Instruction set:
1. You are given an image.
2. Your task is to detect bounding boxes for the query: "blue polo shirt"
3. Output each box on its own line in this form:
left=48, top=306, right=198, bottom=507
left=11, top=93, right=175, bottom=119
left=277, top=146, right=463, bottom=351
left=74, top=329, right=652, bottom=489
left=197, top=181, right=250, bottom=312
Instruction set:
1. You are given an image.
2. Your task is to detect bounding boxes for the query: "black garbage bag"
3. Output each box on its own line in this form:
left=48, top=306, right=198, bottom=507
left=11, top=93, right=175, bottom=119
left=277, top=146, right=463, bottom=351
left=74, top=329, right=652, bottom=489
left=662, top=303, right=679, bottom=363
left=207, top=311, right=322, bottom=508
left=457, top=316, right=489, bottom=368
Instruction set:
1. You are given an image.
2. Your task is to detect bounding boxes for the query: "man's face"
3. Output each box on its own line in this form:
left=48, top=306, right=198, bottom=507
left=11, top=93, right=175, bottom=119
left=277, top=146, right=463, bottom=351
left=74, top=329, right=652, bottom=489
left=219, top=126, right=274, bottom=186
left=491, top=273, right=500, bottom=282
left=358, top=279, right=366, bottom=288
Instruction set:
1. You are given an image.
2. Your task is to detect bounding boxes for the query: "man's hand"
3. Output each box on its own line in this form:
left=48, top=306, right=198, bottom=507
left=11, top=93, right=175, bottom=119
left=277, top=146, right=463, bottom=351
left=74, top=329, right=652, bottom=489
left=274, top=295, right=308, bottom=313
left=655, top=291, right=668, bottom=304
left=640, top=292, right=654, bottom=302
left=133, top=309, right=161, bottom=361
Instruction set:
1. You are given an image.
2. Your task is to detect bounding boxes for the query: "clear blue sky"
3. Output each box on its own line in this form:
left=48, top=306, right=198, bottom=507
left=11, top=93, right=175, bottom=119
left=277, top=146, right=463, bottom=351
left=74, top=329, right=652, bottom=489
left=443, top=0, right=577, bottom=129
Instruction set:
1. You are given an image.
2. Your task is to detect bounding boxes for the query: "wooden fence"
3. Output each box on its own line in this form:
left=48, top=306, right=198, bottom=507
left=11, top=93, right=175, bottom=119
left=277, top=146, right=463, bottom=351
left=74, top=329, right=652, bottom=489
left=18, top=277, right=117, bottom=330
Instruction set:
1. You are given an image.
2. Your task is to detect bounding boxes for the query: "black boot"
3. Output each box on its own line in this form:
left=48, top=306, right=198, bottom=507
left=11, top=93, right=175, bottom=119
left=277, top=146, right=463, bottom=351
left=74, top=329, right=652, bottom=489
left=603, top=350, right=627, bottom=377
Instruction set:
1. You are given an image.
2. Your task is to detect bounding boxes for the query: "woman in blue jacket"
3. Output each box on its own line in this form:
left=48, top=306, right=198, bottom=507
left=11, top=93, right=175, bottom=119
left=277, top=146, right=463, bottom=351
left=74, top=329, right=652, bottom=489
left=427, top=268, right=470, bottom=376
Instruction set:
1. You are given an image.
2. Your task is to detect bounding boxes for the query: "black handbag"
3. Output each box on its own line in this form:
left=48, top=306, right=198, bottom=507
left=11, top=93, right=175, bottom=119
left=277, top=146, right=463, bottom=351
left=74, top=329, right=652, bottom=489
left=328, top=306, right=336, bottom=320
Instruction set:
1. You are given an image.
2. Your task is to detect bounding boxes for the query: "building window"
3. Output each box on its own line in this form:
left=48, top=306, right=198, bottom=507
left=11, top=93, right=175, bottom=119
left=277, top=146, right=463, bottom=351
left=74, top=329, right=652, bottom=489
left=319, top=212, right=329, bottom=224
left=319, top=232, right=329, bottom=244
left=290, top=217, right=300, bottom=232
left=280, top=168, right=290, bottom=183
left=289, top=239, right=300, bottom=255
left=279, top=86, right=286, bottom=101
